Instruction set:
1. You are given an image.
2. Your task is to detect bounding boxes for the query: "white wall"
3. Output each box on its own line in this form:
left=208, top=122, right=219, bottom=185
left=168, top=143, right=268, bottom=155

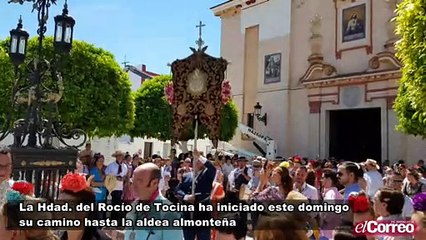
left=128, top=65, right=142, bottom=92
left=240, top=0, right=291, bottom=41
left=0, top=134, right=213, bottom=165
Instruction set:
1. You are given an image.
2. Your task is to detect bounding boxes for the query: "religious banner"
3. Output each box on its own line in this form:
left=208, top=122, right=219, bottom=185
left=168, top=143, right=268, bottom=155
left=169, top=47, right=228, bottom=148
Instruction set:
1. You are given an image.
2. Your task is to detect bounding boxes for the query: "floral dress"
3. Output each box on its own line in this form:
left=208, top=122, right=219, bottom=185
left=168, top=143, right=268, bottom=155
left=252, top=186, right=285, bottom=201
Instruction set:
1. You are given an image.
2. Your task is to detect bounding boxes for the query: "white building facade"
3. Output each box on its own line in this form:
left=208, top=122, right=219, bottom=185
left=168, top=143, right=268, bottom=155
left=211, top=0, right=426, bottom=165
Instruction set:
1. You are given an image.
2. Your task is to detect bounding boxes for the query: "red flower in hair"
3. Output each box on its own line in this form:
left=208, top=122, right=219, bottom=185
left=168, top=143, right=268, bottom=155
left=293, top=155, right=302, bottom=163
left=11, top=181, right=34, bottom=196
left=60, top=173, right=87, bottom=193
left=348, top=193, right=370, bottom=213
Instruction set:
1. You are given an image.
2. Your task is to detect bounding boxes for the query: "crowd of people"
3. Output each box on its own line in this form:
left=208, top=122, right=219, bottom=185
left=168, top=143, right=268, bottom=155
left=0, top=142, right=425, bottom=240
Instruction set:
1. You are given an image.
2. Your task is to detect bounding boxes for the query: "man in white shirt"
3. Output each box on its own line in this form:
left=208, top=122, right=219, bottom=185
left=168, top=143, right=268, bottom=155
left=363, top=159, right=384, bottom=198
left=221, top=156, right=234, bottom=185
left=294, top=166, right=318, bottom=200
left=105, top=150, right=128, bottom=221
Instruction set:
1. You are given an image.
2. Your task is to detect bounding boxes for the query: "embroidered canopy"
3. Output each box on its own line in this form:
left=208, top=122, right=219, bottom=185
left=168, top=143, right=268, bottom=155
left=170, top=47, right=228, bottom=148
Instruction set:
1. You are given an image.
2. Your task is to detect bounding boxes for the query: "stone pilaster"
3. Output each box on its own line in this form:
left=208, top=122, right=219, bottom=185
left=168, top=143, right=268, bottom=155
left=308, top=14, right=323, bottom=64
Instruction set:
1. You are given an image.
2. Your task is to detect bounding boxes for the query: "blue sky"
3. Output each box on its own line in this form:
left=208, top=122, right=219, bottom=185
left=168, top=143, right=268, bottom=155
left=0, top=0, right=225, bottom=74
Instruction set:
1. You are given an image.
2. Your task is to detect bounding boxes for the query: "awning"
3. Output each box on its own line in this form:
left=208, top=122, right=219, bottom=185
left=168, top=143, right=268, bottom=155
left=212, top=141, right=259, bottom=159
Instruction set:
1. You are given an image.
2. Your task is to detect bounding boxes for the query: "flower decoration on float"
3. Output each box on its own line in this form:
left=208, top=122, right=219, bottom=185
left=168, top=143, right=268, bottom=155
left=348, top=192, right=370, bottom=213
left=164, top=80, right=232, bottom=105
left=11, top=180, right=34, bottom=196
left=60, top=172, right=87, bottom=193
left=164, top=82, right=174, bottom=105
left=221, top=80, right=232, bottom=104
left=412, top=192, right=426, bottom=212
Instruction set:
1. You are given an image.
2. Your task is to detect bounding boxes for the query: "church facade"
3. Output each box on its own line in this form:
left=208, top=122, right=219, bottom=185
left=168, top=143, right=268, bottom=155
left=211, top=0, right=426, bottom=164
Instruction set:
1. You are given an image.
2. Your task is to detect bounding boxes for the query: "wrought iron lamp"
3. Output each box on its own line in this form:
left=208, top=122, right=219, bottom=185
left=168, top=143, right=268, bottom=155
left=2, top=0, right=87, bottom=199
left=9, top=16, right=29, bottom=66
left=54, top=1, right=75, bottom=53
left=254, top=102, right=267, bottom=126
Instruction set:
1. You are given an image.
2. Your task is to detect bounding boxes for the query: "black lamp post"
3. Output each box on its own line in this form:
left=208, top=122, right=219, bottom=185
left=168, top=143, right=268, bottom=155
left=1, top=0, right=86, bottom=200
left=254, top=102, right=267, bottom=126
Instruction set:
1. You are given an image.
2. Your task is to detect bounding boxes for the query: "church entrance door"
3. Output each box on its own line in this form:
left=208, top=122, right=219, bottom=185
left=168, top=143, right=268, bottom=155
left=329, top=108, right=381, bottom=163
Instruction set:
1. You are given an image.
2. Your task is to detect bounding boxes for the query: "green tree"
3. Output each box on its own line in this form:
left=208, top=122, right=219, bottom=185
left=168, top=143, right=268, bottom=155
left=394, top=1, right=426, bottom=137
left=0, top=37, right=135, bottom=137
left=131, top=75, right=239, bottom=142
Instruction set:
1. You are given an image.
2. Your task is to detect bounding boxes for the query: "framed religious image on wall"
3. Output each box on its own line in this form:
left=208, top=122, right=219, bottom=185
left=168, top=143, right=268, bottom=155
left=264, top=53, right=281, bottom=84
left=335, top=0, right=372, bottom=59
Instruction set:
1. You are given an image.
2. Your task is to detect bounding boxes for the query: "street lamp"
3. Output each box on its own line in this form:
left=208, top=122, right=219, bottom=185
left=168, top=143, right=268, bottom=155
left=9, top=16, right=29, bottom=66
left=254, top=102, right=267, bottom=126
left=1, top=0, right=87, bottom=200
left=54, top=1, right=75, bottom=53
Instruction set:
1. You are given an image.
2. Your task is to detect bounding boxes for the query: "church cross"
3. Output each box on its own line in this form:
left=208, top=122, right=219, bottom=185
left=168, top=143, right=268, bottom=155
left=122, top=55, right=130, bottom=67
left=195, top=21, right=206, bottom=50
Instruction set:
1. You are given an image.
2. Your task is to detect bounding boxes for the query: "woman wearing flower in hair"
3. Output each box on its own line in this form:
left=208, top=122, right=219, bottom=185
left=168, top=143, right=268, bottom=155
left=57, top=173, right=111, bottom=240
left=2, top=181, right=59, bottom=240
left=347, top=191, right=375, bottom=240
left=411, top=192, right=426, bottom=240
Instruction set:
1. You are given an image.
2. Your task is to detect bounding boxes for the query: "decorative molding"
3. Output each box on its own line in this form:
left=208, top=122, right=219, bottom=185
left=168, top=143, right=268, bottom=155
left=308, top=92, right=339, bottom=105
left=307, top=82, right=398, bottom=114
left=219, top=6, right=242, bottom=18
left=368, top=51, right=402, bottom=71
left=212, top=0, right=243, bottom=17
left=242, top=0, right=269, bottom=9
left=302, top=70, right=401, bottom=88
left=365, top=86, right=398, bottom=102
left=335, top=0, right=373, bottom=59
left=300, top=63, right=338, bottom=83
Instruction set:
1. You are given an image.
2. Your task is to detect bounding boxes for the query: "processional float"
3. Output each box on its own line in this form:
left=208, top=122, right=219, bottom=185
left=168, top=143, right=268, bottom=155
left=168, top=21, right=228, bottom=206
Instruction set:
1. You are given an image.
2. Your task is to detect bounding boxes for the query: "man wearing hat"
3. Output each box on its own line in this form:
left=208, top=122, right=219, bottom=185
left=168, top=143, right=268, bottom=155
left=228, top=157, right=252, bottom=193
left=248, top=159, right=262, bottom=191
left=363, top=158, right=383, bottom=198
left=105, top=150, right=129, bottom=222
